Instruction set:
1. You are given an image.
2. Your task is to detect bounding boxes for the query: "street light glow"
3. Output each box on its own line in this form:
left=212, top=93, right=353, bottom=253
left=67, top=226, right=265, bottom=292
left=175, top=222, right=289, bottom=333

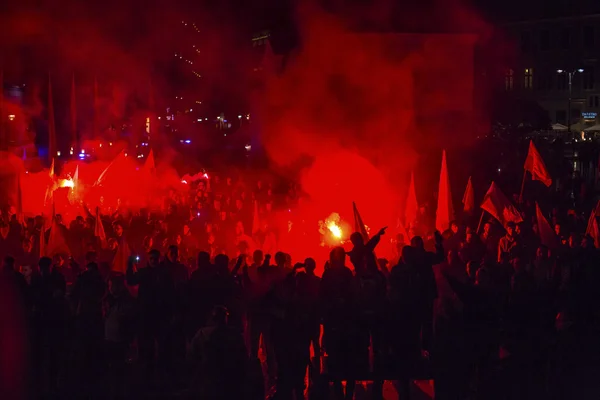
left=557, top=69, right=564, bottom=73
left=578, top=68, right=585, bottom=73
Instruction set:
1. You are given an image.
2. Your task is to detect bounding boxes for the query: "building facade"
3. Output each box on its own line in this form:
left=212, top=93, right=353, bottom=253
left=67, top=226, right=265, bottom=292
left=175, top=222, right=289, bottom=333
left=502, top=14, right=600, bottom=127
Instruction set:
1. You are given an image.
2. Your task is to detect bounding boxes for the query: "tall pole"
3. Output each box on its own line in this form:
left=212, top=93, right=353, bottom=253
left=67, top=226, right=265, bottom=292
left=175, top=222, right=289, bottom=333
left=567, top=72, right=573, bottom=134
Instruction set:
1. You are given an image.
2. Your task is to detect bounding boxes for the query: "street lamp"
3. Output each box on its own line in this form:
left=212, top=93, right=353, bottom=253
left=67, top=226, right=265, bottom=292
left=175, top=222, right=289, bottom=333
left=557, top=68, right=584, bottom=133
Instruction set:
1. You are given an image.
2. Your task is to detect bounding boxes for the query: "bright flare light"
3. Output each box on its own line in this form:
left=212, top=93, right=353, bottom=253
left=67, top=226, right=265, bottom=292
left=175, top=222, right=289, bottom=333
left=59, top=178, right=74, bottom=188
left=328, top=220, right=342, bottom=238
left=320, top=212, right=344, bottom=241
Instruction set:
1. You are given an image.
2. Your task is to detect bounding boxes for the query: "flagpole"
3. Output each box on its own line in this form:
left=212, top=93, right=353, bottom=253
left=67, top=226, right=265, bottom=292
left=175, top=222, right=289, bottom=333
left=476, top=210, right=485, bottom=234
left=519, top=170, right=527, bottom=204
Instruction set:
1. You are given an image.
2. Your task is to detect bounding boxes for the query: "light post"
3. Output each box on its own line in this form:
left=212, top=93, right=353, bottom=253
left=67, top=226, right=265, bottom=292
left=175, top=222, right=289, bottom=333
left=557, top=68, right=584, bottom=134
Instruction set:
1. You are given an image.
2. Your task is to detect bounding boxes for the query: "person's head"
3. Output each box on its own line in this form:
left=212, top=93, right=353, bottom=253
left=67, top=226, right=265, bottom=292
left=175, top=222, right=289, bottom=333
left=401, top=245, right=415, bottom=264
left=447, top=249, right=460, bottom=266
left=235, top=221, right=244, bottom=236
left=148, top=249, right=161, bottom=267
left=108, top=274, right=127, bottom=297
left=211, top=305, right=229, bottom=326
left=39, top=257, right=52, bottom=273
left=304, top=257, right=316, bottom=275
left=175, top=234, right=182, bottom=245
left=467, top=261, right=480, bottom=280
left=183, top=224, right=190, bottom=236
left=554, top=223, right=561, bottom=236
left=510, top=257, right=525, bottom=273
left=235, top=198, right=243, bottom=210
left=197, top=251, right=211, bottom=268
left=465, top=229, right=474, bottom=244
left=113, top=222, right=124, bottom=237
left=329, top=246, right=346, bottom=268
left=108, top=238, right=118, bottom=251
left=252, top=249, right=264, bottom=265
left=22, top=237, right=32, bottom=253
left=568, top=233, right=579, bottom=248
left=475, top=266, right=490, bottom=286
left=483, top=222, right=491, bottom=234
left=274, top=252, right=286, bottom=267
left=450, top=221, right=459, bottom=234
left=167, top=245, right=179, bottom=262
left=505, top=222, right=516, bottom=237
left=410, top=236, right=424, bottom=251
left=20, top=264, right=33, bottom=279
left=219, top=211, right=227, bottom=221
left=536, top=245, right=549, bottom=260
left=3, top=256, right=15, bottom=271
left=265, top=201, right=273, bottom=212
left=350, top=232, right=364, bottom=248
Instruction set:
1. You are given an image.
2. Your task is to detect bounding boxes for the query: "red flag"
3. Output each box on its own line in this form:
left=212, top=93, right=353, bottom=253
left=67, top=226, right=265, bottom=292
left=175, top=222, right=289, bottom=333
left=70, top=73, right=77, bottom=149
left=436, top=150, right=454, bottom=232
left=480, top=182, right=523, bottom=227
left=524, top=140, right=552, bottom=187
left=405, top=171, right=418, bottom=228
left=463, top=176, right=474, bottom=213
left=0, top=69, right=4, bottom=149
left=112, top=237, right=131, bottom=274
left=252, top=200, right=260, bottom=234
left=144, top=149, right=155, bottom=173
left=585, top=200, right=600, bottom=248
left=352, top=201, right=370, bottom=241
left=535, top=202, right=557, bottom=249
left=94, top=150, right=125, bottom=186
left=94, top=207, right=107, bottom=247
left=48, top=74, right=57, bottom=159
left=46, top=203, right=70, bottom=257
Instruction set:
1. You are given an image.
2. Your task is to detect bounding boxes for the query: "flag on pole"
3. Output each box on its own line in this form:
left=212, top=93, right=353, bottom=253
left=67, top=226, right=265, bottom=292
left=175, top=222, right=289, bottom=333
left=94, top=206, right=107, bottom=247
left=70, top=73, right=77, bottom=150
left=45, top=158, right=56, bottom=205
left=252, top=200, right=260, bottom=234
left=352, top=201, right=370, bottom=242
left=49, top=158, right=55, bottom=178
left=16, top=173, right=24, bottom=224
left=144, top=149, right=155, bottom=173
left=480, top=182, right=523, bottom=227
left=48, top=74, right=57, bottom=159
left=535, top=202, right=557, bottom=249
left=463, top=176, right=474, bottom=213
left=405, top=171, right=418, bottom=228
left=94, top=150, right=125, bottom=186
left=524, top=140, right=552, bottom=187
left=46, top=203, right=70, bottom=257
left=112, top=237, right=131, bottom=273
left=68, top=165, right=79, bottom=203
left=436, top=150, right=455, bottom=233
left=585, top=200, right=600, bottom=248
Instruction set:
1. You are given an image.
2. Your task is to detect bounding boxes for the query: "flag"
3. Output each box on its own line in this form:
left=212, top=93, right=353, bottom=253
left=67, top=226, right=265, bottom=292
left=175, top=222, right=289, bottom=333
left=94, top=150, right=124, bottom=186
left=48, top=74, right=57, bottom=159
left=535, top=202, right=557, bottom=249
left=480, top=182, right=523, bottom=227
left=70, top=73, right=77, bottom=150
left=68, top=165, right=79, bottom=203
left=352, top=201, right=370, bottom=242
left=16, top=173, right=24, bottom=224
left=0, top=69, right=4, bottom=150
left=585, top=200, right=600, bottom=248
left=49, top=158, right=55, bottom=178
left=45, top=158, right=56, bottom=205
left=144, top=149, right=155, bottom=173
left=435, top=150, right=455, bottom=233
left=94, top=207, right=107, bottom=247
left=463, top=176, right=474, bottom=213
left=112, top=237, right=130, bottom=273
left=46, top=203, right=70, bottom=257
left=524, top=140, right=552, bottom=187
left=405, top=171, right=418, bottom=228
left=252, top=200, right=260, bottom=234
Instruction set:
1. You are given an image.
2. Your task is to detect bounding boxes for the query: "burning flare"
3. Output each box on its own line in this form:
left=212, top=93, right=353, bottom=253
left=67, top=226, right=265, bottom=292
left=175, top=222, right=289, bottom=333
left=319, top=212, right=345, bottom=243
left=59, top=178, right=75, bottom=188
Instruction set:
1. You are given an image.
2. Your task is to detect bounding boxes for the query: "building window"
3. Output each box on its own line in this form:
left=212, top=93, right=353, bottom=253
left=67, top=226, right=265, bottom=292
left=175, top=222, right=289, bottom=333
left=561, top=28, right=571, bottom=49
left=505, top=69, right=514, bottom=90
left=556, top=110, right=566, bottom=124
left=583, top=26, right=595, bottom=47
left=524, top=68, right=533, bottom=89
left=583, top=67, right=595, bottom=90
left=539, top=29, right=550, bottom=50
left=557, top=73, right=567, bottom=90
left=589, top=96, right=599, bottom=108
left=521, top=31, right=531, bottom=52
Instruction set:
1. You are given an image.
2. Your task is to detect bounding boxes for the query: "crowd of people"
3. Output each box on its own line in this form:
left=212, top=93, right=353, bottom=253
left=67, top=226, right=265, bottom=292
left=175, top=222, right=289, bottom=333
left=1, top=169, right=600, bottom=400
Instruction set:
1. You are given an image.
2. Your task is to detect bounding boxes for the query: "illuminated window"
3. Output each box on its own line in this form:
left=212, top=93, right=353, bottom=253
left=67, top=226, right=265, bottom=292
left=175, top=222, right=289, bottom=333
left=524, top=68, right=533, bottom=89
left=505, top=69, right=514, bottom=90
